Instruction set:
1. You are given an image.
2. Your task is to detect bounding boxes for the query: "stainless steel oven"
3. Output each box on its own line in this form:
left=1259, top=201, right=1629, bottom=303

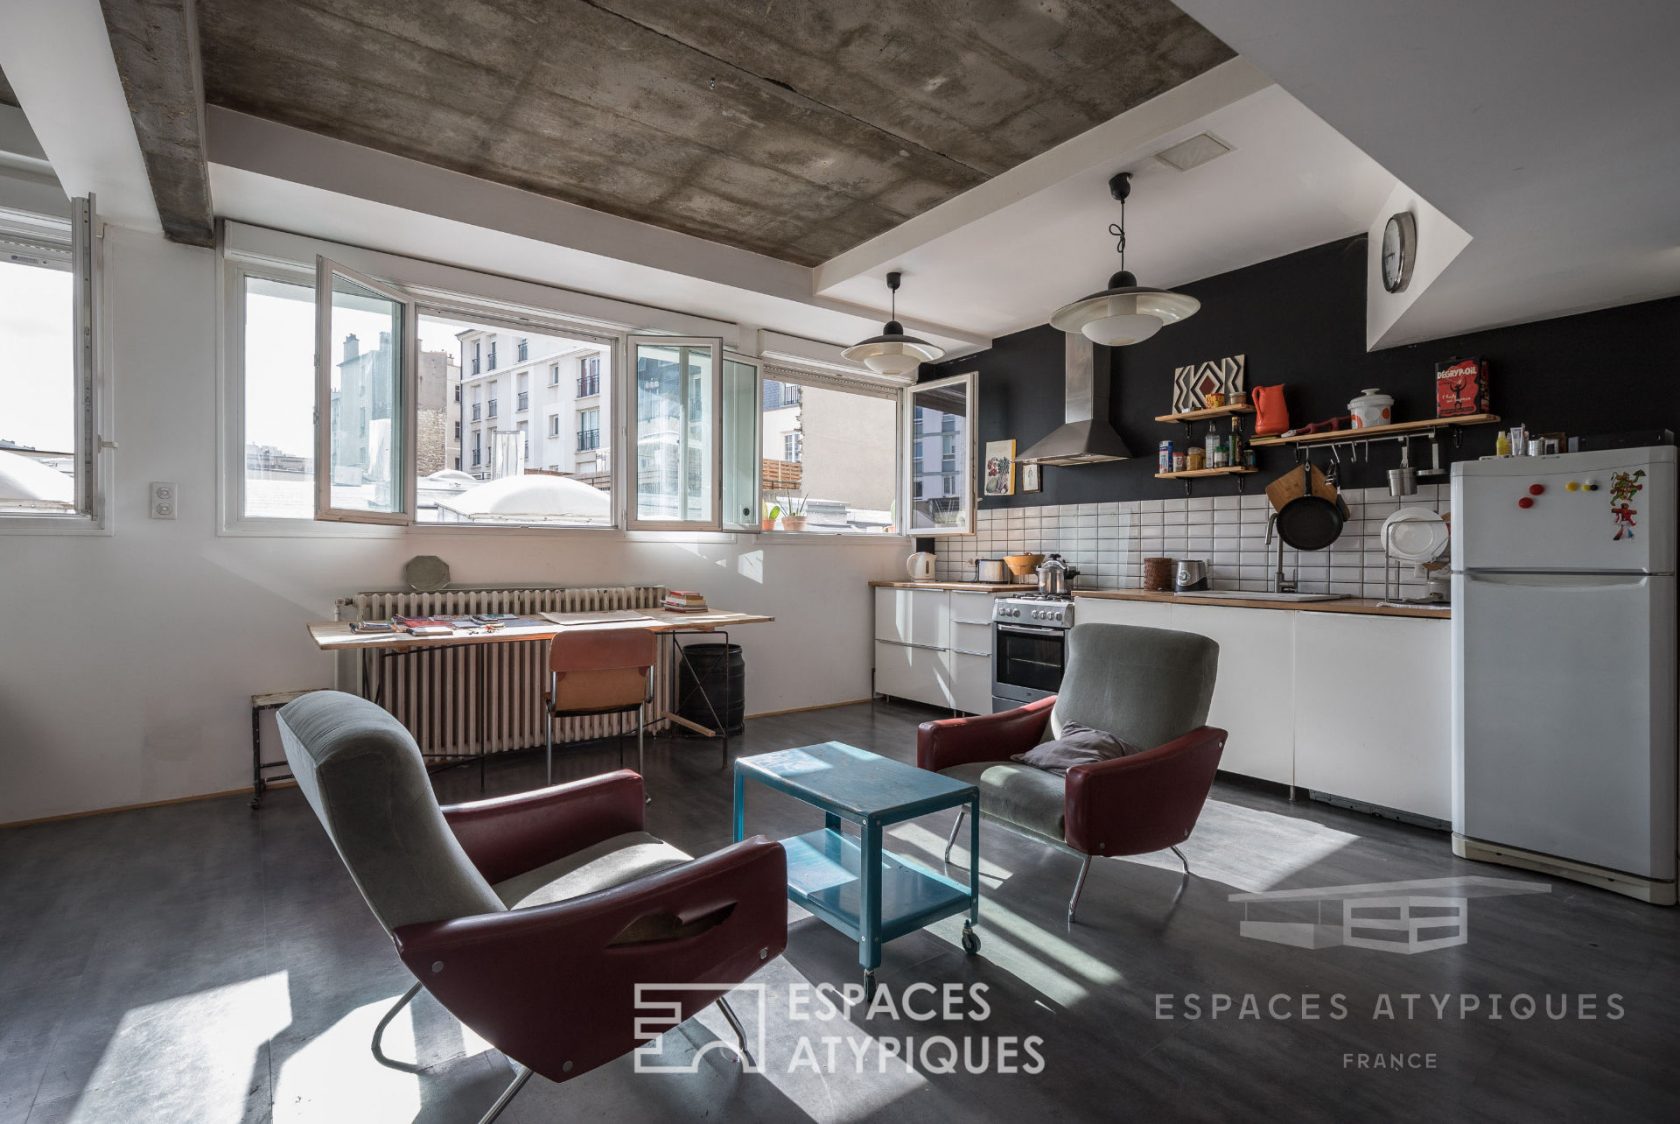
left=991, top=596, right=1073, bottom=711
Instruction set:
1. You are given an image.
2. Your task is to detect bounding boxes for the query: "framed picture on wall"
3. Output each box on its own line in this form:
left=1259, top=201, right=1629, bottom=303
left=1020, top=462, right=1042, bottom=493
left=983, top=439, right=1016, bottom=496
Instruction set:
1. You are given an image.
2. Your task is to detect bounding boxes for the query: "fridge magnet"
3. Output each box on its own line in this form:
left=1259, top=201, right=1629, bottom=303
left=1020, top=462, right=1042, bottom=493
left=983, top=439, right=1016, bottom=496
left=1610, top=469, right=1645, bottom=540
left=1171, top=355, right=1246, bottom=411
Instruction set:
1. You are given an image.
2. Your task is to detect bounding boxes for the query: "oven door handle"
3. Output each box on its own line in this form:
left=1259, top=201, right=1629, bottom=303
left=996, top=623, right=1066, bottom=637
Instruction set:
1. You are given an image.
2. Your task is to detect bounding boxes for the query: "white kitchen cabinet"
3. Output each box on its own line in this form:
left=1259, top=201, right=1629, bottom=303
left=1168, top=604, right=1296, bottom=786
left=874, top=588, right=1002, bottom=713
left=1293, top=613, right=1452, bottom=821
left=1074, top=597, right=1173, bottom=629
left=874, top=588, right=949, bottom=649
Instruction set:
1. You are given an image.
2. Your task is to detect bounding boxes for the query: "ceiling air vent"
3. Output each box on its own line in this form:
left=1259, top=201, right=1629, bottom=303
left=1153, top=132, right=1232, bottom=173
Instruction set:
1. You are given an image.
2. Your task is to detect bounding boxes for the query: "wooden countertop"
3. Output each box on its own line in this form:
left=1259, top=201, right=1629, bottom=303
left=1074, top=589, right=1451, bottom=619
left=869, top=580, right=1038, bottom=592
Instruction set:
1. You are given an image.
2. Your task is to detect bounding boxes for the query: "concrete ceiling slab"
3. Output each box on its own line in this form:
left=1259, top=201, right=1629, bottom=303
left=195, top=0, right=1232, bottom=265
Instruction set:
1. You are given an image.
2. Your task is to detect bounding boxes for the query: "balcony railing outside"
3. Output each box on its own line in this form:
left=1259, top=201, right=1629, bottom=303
left=471, top=404, right=481, bottom=420
left=577, top=428, right=601, bottom=451
left=576, top=374, right=600, bottom=397
left=517, top=390, right=529, bottom=411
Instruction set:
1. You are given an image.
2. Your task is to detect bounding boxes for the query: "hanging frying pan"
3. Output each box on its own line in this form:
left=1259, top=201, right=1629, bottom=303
left=1272, top=458, right=1348, bottom=551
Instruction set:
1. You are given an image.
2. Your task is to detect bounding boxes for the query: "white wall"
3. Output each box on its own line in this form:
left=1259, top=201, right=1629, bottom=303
left=0, top=226, right=907, bottom=825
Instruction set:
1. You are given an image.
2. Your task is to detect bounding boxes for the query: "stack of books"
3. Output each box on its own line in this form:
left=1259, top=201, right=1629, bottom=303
left=393, top=615, right=457, bottom=637
left=662, top=590, right=708, bottom=614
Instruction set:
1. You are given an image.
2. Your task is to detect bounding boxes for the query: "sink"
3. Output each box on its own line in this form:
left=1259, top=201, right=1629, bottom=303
left=1172, top=590, right=1349, bottom=603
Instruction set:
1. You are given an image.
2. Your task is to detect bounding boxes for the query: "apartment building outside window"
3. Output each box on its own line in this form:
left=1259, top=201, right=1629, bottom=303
left=548, top=414, right=560, bottom=437
left=548, top=363, right=559, bottom=386
left=516, top=337, right=528, bottom=361
left=471, top=432, right=481, bottom=466
left=487, top=395, right=498, bottom=419
left=487, top=340, right=497, bottom=370
left=577, top=354, right=601, bottom=397
left=577, top=406, right=600, bottom=451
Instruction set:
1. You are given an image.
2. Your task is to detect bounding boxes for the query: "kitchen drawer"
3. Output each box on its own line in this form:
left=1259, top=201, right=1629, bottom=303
left=949, top=591, right=1000, bottom=625
left=873, top=640, right=953, bottom=710
left=951, top=621, right=993, bottom=656
left=874, top=588, right=949, bottom=648
left=1075, top=597, right=1172, bottom=629
left=950, top=650, right=993, bottom=715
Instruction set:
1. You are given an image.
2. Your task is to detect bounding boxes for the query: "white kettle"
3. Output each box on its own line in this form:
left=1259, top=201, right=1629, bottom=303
left=906, top=551, right=936, bottom=581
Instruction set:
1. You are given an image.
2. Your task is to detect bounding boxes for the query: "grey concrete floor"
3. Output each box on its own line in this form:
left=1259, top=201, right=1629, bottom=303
left=2, top=699, right=1677, bottom=1123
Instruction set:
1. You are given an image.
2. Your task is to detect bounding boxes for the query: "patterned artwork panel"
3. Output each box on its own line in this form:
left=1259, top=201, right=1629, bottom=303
left=1171, top=355, right=1246, bottom=411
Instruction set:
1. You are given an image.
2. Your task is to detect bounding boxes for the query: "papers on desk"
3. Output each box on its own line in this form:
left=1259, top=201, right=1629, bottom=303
left=540, top=609, right=657, bottom=626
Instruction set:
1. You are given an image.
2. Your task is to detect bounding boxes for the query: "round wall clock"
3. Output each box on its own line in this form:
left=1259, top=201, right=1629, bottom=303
left=1381, top=211, right=1417, bottom=293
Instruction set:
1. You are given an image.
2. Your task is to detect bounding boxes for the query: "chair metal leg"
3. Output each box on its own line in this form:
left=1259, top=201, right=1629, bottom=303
left=545, top=710, right=554, bottom=786
left=1067, top=855, right=1092, bottom=925
left=639, top=711, right=650, bottom=804
left=716, top=995, right=752, bottom=1067
left=618, top=727, right=625, bottom=770
left=1170, top=845, right=1191, bottom=877
left=370, top=982, right=424, bottom=1073
left=943, top=806, right=966, bottom=864
left=477, top=1065, right=533, bottom=1124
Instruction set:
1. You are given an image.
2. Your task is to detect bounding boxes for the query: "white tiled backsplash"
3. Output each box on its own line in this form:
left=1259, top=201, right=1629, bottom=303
left=934, top=485, right=1451, bottom=598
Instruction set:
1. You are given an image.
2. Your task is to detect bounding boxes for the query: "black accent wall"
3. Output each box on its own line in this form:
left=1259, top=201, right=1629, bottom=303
left=921, top=236, right=1680, bottom=509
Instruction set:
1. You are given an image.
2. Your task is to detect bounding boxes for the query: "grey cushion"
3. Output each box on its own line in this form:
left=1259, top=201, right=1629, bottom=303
left=940, top=761, right=1067, bottom=843
left=494, top=831, right=691, bottom=910
left=1012, top=721, right=1141, bottom=775
left=277, top=691, right=504, bottom=932
left=1050, top=624, right=1218, bottom=749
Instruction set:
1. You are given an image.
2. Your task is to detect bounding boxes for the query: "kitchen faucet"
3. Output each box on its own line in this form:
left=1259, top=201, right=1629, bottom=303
left=1266, top=512, right=1296, bottom=593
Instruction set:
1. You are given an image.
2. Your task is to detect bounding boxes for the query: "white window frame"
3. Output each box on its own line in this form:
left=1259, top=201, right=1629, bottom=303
left=756, top=360, right=902, bottom=537
left=221, top=254, right=626, bottom=535
left=625, top=334, right=726, bottom=532
left=314, top=256, right=418, bottom=525
left=721, top=351, right=761, bottom=533
left=0, top=197, right=110, bottom=535
left=901, top=371, right=978, bottom=538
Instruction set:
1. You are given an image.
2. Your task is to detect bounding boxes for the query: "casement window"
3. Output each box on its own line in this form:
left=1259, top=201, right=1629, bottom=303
left=902, top=372, right=976, bottom=536
left=548, top=414, right=560, bottom=438
left=231, top=252, right=619, bottom=529
left=758, top=367, right=898, bottom=534
left=0, top=198, right=104, bottom=529
left=516, top=337, right=528, bottom=362
left=626, top=336, right=758, bottom=531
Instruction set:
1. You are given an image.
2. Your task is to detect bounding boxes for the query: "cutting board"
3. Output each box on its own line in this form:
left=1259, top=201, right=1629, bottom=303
left=1265, top=463, right=1341, bottom=512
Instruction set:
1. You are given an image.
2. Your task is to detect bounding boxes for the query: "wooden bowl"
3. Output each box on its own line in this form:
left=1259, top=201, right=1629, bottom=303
left=1004, top=553, right=1044, bottom=579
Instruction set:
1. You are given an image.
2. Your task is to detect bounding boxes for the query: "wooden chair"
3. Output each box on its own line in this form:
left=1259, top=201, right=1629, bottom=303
left=546, top=628, right=657, bottom=785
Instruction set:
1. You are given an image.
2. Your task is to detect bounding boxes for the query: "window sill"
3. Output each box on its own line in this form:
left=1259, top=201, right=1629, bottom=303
left=758, top=531, right=910, bottom=546
left=0, top=512, right=109, bottom=536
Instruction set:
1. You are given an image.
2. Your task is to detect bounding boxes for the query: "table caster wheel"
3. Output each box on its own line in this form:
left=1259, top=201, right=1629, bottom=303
left=961, top=926, right=981, bottom=955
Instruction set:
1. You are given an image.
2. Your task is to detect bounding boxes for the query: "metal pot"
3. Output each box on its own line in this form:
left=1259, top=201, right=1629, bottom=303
left=1036, top=553, right=1080, bottom=596
left=975, top=558, right=1010, bottom=583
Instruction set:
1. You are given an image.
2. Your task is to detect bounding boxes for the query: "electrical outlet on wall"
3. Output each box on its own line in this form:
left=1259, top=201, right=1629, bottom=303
left=149, top=482, right=177, bottom=519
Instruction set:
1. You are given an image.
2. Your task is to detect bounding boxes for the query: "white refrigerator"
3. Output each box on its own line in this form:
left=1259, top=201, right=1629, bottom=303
left=1452, top=446, right=1677, bottom=904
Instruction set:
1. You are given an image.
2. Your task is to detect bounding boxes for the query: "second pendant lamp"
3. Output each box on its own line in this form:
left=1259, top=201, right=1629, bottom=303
left=842, top=271, right=944, bottom=378
left=1051, top=172, right=1199, bottom=347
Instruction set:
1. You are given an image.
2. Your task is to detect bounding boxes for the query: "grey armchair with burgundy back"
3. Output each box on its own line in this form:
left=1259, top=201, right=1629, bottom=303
left=917, top=623, right=1226, bottom=924
left=278, top=691, right=787, bottom=1123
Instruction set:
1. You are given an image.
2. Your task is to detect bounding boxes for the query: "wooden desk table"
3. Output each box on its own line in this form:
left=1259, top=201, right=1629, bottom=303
left=307, top=608, right=773, bottom=783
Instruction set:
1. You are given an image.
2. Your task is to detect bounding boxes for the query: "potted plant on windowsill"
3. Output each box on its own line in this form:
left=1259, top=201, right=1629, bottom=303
left=780, top=494, right=808, bottom=532
left=761, top=503, right=780, bottom=532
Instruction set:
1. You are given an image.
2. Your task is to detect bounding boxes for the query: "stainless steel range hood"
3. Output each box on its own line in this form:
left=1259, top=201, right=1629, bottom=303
left=1015, top=335, right=1132, bottom=466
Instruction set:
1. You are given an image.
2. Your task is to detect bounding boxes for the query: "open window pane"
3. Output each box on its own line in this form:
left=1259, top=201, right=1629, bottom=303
left=631, top=336, right=720, bottom=527
left=904, top=372, right=976, bottom=536
left=315, top=259, right=411, bottom=522
left=721, top=355, right=759, bottom=531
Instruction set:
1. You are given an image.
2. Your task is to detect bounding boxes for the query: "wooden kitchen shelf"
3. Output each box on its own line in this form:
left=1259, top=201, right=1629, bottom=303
left=1247, top=412, right=1501, bottom=448
left=1155, top=404, right=1255, bottom=424
left=1154, top=466, right=1258, bottom=480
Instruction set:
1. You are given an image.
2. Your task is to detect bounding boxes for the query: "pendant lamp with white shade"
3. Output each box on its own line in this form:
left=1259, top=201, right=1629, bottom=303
left=1050, top=172, right=1199, bottom=347
left=842, top=271, right=944, bottom=377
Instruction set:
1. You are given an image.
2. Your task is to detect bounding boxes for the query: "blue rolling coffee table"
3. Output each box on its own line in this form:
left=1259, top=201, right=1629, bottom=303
left=734, top=741, right=981, bottom=993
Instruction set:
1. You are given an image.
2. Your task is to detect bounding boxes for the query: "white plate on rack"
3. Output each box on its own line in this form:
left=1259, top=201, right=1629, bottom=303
left=1381, top=508, right=1450, bottom=563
